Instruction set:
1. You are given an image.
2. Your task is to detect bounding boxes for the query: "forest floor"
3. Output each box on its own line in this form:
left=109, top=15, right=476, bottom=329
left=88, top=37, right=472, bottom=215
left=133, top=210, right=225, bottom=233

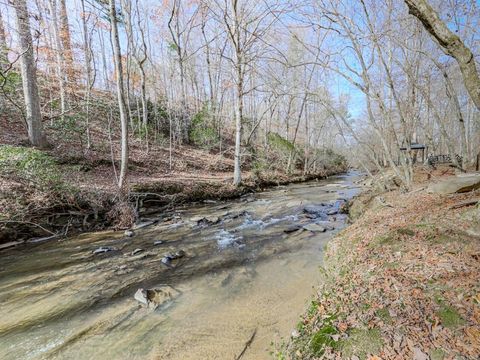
left=0, top=114, right=346, bottom=244
left=285, top=166, right=480, bottom=360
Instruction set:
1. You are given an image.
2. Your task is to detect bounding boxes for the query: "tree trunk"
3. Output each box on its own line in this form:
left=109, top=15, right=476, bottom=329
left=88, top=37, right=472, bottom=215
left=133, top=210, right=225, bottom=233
left=58, top=0, right=75, bottom=84
left=48, top=0, right=67, bottom=118
left=80, top=0, right=93, bottom=150
left=109, top=0, right=129, bottom=191
left=0, top=9, right=7, bottom=68
left=11, top=0, right=48, bottom=148
left=404, top=0, right=480, bottom=110
left=233, top=61, right=243, bottom=186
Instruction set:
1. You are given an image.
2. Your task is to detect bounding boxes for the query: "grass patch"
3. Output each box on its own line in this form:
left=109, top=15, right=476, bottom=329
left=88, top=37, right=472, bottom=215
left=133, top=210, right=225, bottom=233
left=437, top=306, right=465, bottom=329
left=336, top=328, right=383, bottom=360
left=429, top=348, right=446, bottom=360
left=396, top=227, right=415, bottom=236
left=373, top=231, right=400, bottom=247
left=310, top=324, right=338, bottom=356
left=376, top=308, right=392, bottom=324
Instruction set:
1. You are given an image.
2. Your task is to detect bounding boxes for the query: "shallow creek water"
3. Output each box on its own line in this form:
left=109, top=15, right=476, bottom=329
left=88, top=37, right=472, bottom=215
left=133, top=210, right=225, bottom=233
left=0, top=172, right=362, bottom=360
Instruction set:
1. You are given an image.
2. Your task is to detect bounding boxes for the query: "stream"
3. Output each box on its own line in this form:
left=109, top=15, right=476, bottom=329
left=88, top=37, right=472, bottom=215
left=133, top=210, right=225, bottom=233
left=0, top=171, right=362, bottom=360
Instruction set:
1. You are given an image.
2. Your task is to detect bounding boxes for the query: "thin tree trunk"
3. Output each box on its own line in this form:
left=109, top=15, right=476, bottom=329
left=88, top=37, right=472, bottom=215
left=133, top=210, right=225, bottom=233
left=80, top=0, right=93, bottom=149
left=109, top=0, right=129, bottom=191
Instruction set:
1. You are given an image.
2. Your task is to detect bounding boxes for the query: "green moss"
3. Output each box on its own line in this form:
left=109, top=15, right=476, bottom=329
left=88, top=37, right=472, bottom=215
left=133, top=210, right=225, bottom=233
left=337, top=328, right=383, bottom=360
left=429, top=348, right=446, bottom=360
left=437, top=306, right=465, bottom=329
left=375, top=233, right=397, bottom=246
left=383, top=261, right=399, bottom=269
left=376, top=308, right=392, bottom=324
left=0, top=145, right=64, bottom=190
left=396, top=227, right=415, bottom=236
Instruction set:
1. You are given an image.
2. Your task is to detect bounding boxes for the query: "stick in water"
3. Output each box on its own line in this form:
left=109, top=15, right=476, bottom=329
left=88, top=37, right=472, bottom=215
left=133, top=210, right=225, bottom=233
left=235, top=328, right=257, bottom=360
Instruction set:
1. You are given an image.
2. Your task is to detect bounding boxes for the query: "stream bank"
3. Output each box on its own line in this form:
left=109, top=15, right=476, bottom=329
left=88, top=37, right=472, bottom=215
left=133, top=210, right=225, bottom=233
left=0, top=163, right=347, bottom=248
left=284, top=167, right=480, bottom=359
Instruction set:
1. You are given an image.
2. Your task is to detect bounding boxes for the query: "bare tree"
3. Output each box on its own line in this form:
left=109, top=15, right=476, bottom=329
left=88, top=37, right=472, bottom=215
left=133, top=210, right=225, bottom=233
left=404, top=0, right=480, bottom=110
left=10, top=0, right=48, bottom=148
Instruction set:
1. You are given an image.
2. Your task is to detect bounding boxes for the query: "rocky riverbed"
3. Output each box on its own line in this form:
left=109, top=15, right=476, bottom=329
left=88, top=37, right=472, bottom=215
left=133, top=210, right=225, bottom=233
left=0, top=171, right=362, bottom=360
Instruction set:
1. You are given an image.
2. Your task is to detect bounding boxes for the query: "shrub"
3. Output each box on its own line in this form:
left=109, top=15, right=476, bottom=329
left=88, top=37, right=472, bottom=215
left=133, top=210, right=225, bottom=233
left=189, top=107, right=219, bottom=148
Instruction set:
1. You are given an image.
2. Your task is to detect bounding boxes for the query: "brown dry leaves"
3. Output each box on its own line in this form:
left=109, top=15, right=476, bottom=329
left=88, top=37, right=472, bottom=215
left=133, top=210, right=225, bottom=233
left=296, top=170, right=480, bottom=359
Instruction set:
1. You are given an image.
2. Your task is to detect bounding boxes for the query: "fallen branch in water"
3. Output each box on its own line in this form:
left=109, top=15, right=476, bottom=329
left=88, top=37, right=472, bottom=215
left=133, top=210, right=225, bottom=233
left=234, top=328, right=257, bottom=360
left=0, top=220, right=55, bottom=235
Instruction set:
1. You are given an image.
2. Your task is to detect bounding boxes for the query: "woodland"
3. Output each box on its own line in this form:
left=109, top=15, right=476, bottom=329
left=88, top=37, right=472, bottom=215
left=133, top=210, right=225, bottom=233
left=0, top=0, right=479, bottom=359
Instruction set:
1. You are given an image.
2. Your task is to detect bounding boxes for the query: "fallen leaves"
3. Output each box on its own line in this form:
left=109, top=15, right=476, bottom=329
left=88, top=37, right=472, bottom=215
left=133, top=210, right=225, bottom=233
left=287, top=171, right=480, bottom=359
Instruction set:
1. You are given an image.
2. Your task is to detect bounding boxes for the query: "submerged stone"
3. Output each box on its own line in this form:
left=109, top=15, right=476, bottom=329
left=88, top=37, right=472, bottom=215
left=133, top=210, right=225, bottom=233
left=92, top=246, right=118, bottom=255
left=303, top=224, right=327, bottom=232
left=284, top=225, right=303, bottom=233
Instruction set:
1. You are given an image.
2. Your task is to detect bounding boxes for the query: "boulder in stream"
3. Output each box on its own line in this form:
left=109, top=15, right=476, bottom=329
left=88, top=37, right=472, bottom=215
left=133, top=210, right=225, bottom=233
left=314, top=221, right=335, bottom=230
left=303, top=205, right=324, bottom=216
left=134, top=286, right=180, bottom=309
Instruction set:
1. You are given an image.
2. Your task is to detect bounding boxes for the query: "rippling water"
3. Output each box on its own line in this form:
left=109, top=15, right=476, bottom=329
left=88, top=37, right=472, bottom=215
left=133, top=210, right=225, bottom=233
left=0, top=172, right=362, bottom=359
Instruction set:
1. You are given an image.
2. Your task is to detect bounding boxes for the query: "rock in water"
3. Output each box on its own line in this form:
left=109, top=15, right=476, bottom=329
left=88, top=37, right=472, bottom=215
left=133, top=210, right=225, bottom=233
left=427, top=174, right=480, bottom=194
left=303, top=224, right=326, bottom=232
left=284, top=225, right=302, bottom=233
left=134, top=286, right=180, bottom=309
left=124, top=230, right=135, bottom=237
left=92, top=246, right=118, bottom=255
left=315, top=221, right=335, bottom=230
left=161, top=256, right=172, bottom=266
left=131, top=248, right=144, bottom=256
left=174, top=250, right=186, bottom=258
left=134, top=288, right=149, bottom=305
